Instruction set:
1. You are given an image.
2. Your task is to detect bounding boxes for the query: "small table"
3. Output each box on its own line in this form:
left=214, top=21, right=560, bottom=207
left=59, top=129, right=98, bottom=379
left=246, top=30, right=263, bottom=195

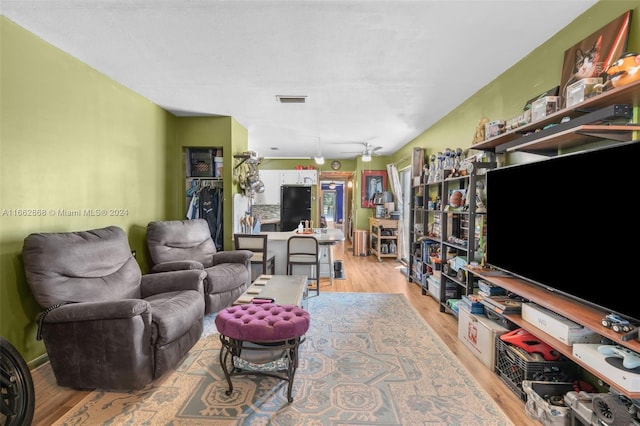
left=233, top=274, right=308, bottom=309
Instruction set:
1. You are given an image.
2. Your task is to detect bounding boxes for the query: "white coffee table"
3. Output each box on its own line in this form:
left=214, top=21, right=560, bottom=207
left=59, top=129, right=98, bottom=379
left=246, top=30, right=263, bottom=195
left=233, top=274, right=308, bottom=310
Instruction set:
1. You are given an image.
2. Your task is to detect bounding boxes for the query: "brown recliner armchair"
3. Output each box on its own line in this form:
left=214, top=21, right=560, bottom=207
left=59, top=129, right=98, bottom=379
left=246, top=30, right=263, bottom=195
left=22, top=226, right=206, bottom=390
left=146, top=219, right=252, bottom=314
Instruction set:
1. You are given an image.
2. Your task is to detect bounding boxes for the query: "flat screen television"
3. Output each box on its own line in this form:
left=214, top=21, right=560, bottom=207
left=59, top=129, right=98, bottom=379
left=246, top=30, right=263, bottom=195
left=485, top=139, right=640, bottom=323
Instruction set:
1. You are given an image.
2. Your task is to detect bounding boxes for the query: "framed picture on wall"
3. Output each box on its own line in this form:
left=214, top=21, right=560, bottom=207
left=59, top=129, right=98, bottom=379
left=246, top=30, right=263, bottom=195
left=361, top=170, right=387, bottom=208
left=559, top=10, right=631, bottom=107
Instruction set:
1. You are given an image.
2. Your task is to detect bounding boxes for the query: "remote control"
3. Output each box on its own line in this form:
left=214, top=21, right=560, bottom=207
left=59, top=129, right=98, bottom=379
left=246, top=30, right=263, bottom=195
left=597, top=345, right=640, bottom=369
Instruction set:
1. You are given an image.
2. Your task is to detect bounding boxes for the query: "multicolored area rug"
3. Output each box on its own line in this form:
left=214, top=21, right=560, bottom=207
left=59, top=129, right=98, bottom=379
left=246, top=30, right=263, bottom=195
left=54, top=293, right=513, bottom=425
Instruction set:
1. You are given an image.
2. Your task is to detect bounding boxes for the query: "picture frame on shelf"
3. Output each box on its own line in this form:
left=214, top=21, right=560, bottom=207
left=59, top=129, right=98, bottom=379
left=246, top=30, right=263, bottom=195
left=361, top=170, right=387, bottom=208
left=559, top=10, right=631, bottom=108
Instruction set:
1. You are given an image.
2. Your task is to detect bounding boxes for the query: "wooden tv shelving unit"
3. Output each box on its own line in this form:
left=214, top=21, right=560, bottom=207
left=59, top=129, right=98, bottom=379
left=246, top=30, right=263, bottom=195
left=469, top=268, right=640, bottom=400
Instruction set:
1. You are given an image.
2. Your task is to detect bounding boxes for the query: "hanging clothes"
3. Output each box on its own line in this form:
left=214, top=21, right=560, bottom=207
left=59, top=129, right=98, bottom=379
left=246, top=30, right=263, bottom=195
left=199, top=185, right=223, bottom=250
left=186, top=193, right=200, bottom=219
left=186, top=179, right=200, bottom=220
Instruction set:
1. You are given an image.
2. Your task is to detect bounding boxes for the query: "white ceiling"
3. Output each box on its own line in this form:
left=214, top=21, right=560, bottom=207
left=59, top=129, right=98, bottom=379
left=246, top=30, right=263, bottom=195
left=1, top=0, right=597, bottom=160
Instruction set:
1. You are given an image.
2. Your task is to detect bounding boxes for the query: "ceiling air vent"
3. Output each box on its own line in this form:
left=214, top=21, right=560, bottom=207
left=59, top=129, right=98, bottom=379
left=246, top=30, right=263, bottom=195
left=276, top=95, right=307, bottom=104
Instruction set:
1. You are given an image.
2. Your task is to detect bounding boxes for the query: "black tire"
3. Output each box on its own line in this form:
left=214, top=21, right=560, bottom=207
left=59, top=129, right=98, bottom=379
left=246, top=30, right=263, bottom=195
left=592, top=394, right=630, bottom=426
left=1, top=337, right=35, bottom=426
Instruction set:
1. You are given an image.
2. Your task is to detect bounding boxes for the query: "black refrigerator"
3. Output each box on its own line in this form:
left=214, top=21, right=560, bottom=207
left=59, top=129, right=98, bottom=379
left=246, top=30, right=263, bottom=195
left=280, top=185, right=312, bottom=231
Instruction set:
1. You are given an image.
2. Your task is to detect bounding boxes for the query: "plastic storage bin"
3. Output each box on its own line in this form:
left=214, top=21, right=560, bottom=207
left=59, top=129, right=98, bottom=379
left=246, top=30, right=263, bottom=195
left=495, top=338, right=577, bottom=401
left=427, top=276, right=456, bottom=300
left=189, top=148, right=214, bottom=177
left=523, top=381, right=574, bottom=426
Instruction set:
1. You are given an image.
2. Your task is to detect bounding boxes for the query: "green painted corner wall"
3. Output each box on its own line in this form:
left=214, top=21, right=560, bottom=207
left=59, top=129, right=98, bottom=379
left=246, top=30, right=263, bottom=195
left=0, top=17, right=177, bottom=363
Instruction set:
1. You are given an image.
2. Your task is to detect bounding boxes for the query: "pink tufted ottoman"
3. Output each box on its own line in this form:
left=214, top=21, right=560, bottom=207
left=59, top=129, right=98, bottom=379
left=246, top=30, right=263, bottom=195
left=215, top=303, right=310, bottom=402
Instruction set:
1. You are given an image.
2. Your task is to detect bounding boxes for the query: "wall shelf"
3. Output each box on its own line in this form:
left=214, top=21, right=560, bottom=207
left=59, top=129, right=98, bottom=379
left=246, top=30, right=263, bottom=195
left=470, top=80, right=640, bottom=153
left=505, top=124, right=640, bottom=153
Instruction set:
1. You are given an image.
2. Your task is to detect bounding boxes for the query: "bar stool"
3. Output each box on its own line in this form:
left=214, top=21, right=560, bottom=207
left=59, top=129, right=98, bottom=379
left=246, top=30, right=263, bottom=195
left=286, top=235, right=320, bottom=295
left=234, top=234, right=275, bottom=278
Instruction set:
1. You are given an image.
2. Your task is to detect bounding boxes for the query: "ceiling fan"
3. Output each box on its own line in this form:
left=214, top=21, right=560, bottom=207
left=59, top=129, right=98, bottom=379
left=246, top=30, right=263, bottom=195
left=340, top=142, right=383, bottom=161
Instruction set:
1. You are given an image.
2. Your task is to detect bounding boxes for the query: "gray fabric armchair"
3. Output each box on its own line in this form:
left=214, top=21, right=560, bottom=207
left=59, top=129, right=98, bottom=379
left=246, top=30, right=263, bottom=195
left=22, top=226, right=206, bottom=390
left=146, top=219, right=252, bottom=314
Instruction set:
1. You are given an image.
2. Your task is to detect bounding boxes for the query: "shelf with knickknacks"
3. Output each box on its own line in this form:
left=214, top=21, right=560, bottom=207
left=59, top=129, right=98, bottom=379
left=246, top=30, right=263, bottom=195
left=408, top=144, right=496, bottom=314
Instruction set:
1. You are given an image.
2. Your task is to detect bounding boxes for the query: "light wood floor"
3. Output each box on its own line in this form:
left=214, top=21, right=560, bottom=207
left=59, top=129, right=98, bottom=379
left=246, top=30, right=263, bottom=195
left=31, top=241, right=540, bottom=425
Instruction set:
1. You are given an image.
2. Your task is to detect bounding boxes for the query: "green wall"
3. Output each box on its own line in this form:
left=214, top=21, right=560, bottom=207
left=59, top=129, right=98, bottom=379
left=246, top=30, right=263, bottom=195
left=0, top=17, right=176, bottom=363
left=0, top=18, right=248, bottom=363
left=1, top=0, right=638, bottom=365
left=392, top=0, right=640, bottom=167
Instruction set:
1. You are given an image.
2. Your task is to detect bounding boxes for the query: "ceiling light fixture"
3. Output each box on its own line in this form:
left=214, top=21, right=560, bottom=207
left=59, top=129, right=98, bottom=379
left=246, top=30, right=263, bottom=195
left=362, top=153, right=372, bottom=162
left=276, top=95, right=307, bottom=104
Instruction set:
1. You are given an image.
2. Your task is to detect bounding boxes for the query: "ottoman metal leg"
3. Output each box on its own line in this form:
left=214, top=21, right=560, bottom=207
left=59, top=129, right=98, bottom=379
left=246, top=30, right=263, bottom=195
left=217, top=334, right=305, bottom=402
left=215, top=304, right=310, bottom=403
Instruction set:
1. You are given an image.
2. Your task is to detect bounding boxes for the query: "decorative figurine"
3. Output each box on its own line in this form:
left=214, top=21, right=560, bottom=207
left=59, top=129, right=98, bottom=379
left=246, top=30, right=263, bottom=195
left=472, top=117, right=490, bottom=144
left=451, top=147, right=463, bottom=177
left=443, top=147, right=454, bottom=171
left=428, top=154, right=437, bottom=183
left=606, top=52, right=640, bottom=88
left=435, top=152, right=444, bottom=182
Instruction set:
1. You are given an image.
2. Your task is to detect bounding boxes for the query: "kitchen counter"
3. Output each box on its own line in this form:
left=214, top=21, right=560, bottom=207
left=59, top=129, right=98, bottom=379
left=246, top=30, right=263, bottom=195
left=255, top=229, right=345, bottom=283
left=262, top=229, right=344, bottom=243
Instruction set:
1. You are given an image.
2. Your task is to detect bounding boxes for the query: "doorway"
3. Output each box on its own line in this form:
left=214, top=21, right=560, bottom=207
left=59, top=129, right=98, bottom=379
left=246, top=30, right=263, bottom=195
left=318, top=171, right=354, bottom=235
left=319, top=183, right=343, bottom=229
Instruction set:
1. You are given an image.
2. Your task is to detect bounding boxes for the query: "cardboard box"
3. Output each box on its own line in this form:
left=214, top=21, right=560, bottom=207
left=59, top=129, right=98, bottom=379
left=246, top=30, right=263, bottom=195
left=565, top=78, right=603, bottom=108
left=531, top=96, right=560, bottom=122
left=521, top=303, right=600, bottom=345
left=484, top=120, right=506, bottom=139
left=506, top=109, right=532, bottom=131
left=458, top=304, right=509, bottom=371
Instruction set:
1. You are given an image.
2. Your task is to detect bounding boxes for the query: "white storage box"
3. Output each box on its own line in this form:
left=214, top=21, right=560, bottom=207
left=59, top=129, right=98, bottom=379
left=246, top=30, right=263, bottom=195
left=531, top=96, right=560, bottom=122
left=458, top=304, right=509, bottom=371
left=521, top=303, right=600, bottom=345
left=565, top=78, right=603, bottom=108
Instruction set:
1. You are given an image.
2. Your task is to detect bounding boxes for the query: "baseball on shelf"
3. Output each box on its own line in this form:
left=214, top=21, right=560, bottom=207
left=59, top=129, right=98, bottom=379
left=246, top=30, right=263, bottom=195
left=449, top=190, right=464, bottom=208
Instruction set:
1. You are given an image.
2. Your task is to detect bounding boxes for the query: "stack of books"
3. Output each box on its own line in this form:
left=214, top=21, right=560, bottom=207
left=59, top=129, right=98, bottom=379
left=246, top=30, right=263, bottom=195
left=477, top=279, right=507, bottom=297
left=480, top=295, right=524, bottom=316
left=461, top=294, right=485, bottom=314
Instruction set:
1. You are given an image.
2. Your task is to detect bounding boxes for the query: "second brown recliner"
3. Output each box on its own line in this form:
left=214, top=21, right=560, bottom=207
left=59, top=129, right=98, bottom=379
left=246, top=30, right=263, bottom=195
left=146, top=219, right=252, bottom=314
